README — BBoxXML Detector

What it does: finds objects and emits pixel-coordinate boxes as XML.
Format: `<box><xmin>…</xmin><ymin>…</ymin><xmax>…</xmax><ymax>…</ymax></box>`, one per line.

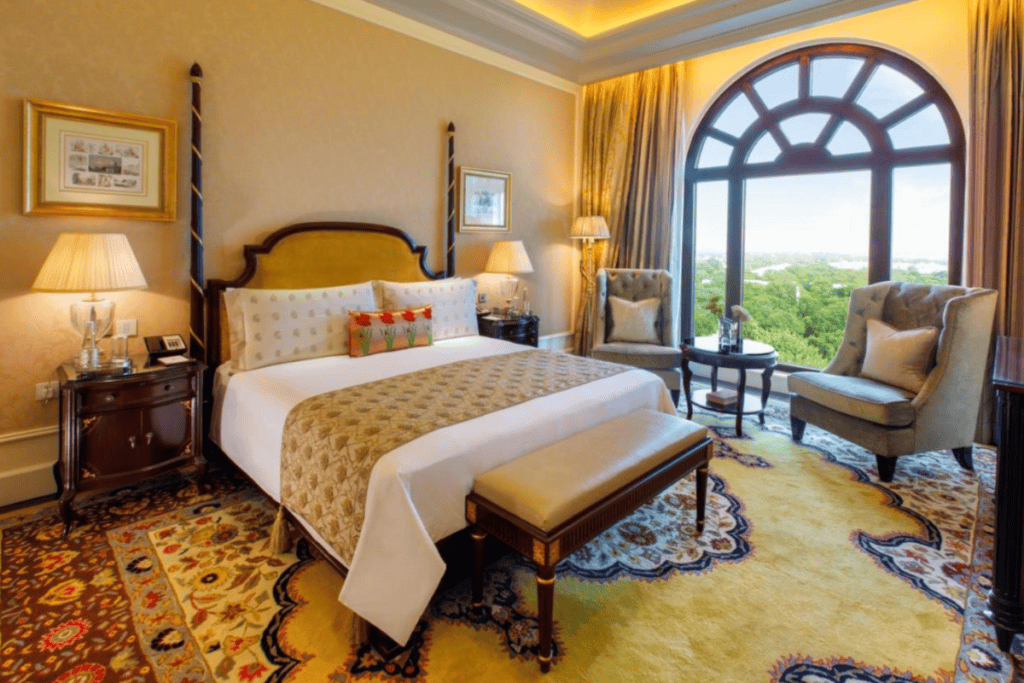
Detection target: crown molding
<box><xmin>308</xmin><ymin>0</ymin><xmax>581</xmax><ymax>93</ymax></box>
<box><xmin>313</xmin><ymin>0</ymin><xmax>915</xmax><ymax>85</ymax></box>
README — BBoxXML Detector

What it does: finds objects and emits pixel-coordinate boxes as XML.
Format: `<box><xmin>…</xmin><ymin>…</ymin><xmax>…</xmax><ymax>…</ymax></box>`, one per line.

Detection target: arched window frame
<box><xmin>681</xmin><ymin>43</ymin><xmax>966</xmax><ymax>345</ymax></box>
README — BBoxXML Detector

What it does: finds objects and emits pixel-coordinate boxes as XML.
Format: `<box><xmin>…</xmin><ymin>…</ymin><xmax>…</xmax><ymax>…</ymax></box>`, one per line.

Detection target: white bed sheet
<box><xmin>214</xmin><ymin>336</ymin><xmax>674</xmax><ymax>644</ymax></box>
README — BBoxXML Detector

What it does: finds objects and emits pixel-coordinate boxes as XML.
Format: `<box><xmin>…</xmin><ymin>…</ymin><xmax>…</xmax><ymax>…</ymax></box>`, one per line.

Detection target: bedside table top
<box><xmin>58</xmin><ymin>356</ymin><xmax>204</xmax><ymax>385</ymax></box>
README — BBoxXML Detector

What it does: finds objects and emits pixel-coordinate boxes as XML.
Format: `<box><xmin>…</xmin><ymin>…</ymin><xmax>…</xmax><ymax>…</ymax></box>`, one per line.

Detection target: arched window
<box><xmin>682</xmin><ymin>43</ymin><xmax>965</xmax><ymax>368</ymax></box>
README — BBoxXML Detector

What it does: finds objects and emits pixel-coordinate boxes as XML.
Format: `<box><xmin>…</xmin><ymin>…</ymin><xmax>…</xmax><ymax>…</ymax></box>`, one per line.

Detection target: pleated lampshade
<box><xmin>569</xmin><ymin>216</ymin><xmax>610</xmax><ymax>240</ymax></box>
<box><xmin>484</xmin><ymin>240</ymin><xmax>534</xmax><ymax>274</ymax></box>
<box><xmin>32</xmin><ymin>233</ymin><xmax>147</xmax><ymax>293</ymax></box>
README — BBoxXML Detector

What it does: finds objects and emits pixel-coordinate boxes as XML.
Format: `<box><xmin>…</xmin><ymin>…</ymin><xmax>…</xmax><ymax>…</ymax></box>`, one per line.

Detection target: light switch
<box><xmin>116</xmin><ymin>319</ymin><xmax>138</xmax><ymax>337</ymax></box>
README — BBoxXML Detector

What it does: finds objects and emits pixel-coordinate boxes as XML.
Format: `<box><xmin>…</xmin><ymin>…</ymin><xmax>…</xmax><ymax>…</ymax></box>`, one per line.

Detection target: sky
<box><xmin>694</xmin><ymin>164</ymin><xmax>952</xmax><ymax>263</ymax></box>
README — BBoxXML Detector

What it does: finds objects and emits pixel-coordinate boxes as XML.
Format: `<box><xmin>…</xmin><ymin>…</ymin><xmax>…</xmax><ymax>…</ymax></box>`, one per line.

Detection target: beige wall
<box><xmin>0</xmin><ymin>0</ymin><xmax>577</xmax><ymax>440</ymax></box>
<box><xmin>683</xmin><ymin>0</ymin><xmax>970</xmax><ymax>139</ymax></box>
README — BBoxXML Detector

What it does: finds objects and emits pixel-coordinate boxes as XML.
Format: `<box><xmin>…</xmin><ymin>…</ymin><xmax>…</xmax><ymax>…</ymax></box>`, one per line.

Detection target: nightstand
<box><xmin>55</xmin><ymin>357</ymin><xmax>206</xmax><ymax>536</ymax></box>
<box><xmin>478</xmin><ymin>314</ymin><xmax>539</xmax><ymax>347</ymax></box>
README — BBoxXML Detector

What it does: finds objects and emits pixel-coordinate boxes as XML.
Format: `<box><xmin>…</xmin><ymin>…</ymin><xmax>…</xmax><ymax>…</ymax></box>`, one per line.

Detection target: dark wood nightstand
<box><xmin>56</xmin><ymin>357</ymin><xmax>206</xmax><ymax>536</ymax></box>
<box><xmin>478</xmin><ymin>314</ymin><xmax>539</xmax><ymax>347</ymax></box>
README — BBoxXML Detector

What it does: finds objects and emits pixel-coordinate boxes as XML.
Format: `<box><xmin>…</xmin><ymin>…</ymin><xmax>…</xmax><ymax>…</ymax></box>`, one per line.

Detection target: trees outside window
<box><xmin>682</xmin><ymin>43</ymin><xmax>965</xmax><ymax>368</ymax></box>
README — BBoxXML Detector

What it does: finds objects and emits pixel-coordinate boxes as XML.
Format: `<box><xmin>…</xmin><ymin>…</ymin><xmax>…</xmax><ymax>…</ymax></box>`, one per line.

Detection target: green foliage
<box><xmin>693</xmin><ymin>253</ymin><xmax>947</xmax><ymax>368</ymax></box>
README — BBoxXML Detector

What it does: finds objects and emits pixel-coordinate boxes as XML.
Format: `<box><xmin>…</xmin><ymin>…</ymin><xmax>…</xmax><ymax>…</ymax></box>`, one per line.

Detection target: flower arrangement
<box><xmin>731</xmin><ymin>305</ymin><xmax>752</xmax><ymax>322</ymax></box>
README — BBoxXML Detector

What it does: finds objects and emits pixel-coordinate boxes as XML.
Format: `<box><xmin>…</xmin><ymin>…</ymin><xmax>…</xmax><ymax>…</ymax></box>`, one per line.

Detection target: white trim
<box><xmin>0</xmin><ymin>427</ymin><xmax>58</xmax><ymax>508</ymax></box>
<box><xmin>0</xmin><ymin>424</ymin><xmax>58</xmax><ymax>446</ymax></box>
<box><xmin>538</xmin><ymin>330</ymin><xmax>574</xmax><ymax>351</ymax></box>
<box><xmin>308</xmin><ymin>0</ymin><xmax>580</xmax><ymax>94</ymax></box>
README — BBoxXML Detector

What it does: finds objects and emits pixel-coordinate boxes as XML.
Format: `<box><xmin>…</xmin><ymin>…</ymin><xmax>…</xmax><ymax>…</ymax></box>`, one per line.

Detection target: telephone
<box><xmin>144</xmin><ymin>334</ymin><xmax>187</xmax><ymax>361</ymax></box>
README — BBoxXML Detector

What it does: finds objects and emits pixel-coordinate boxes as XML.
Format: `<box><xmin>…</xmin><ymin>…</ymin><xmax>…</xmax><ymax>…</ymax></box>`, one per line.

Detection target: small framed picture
<box><xmin>23</xmin><ymin>99</ymin><xmax>177</xmax><ymax>220</ymax></box>
<box><xmin>161</xmin><ymin>335</ymin><xmax>186</xmax><ymax>351</ymax></box>
<box><xmin>459</xmin><ymin>167</ymin><xmax>511</xmax><ymax>232</ymax></box>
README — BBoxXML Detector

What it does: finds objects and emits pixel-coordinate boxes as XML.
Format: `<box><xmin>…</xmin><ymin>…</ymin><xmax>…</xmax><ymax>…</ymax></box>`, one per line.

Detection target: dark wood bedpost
<box><xmin>189</xmin><ymin>62</ymin><xmax>206</xmax><ymax>363</ymax></box>
<box><xmin>446</xmin><ymin>122</ymin><xmax>456</xmax><ymax>277</ymax></box>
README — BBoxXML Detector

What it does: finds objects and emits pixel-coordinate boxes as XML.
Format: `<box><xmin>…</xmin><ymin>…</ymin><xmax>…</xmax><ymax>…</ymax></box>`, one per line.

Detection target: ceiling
<box><xmin>320</xmin><ymin>0</ymin><xmax>909</xmax><ymax>84</ymax></box>
<box><xmin>508</xmin><ymin>0</ymin><xmax>698</xmax><ymax>37</ymax></box>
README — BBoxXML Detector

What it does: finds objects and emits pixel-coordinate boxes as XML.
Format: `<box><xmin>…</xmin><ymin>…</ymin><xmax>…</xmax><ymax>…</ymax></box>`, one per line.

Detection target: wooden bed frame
<box><xmin>202</xmin><ymin>223</ymin><xmax>499</xmax><ymax>656</ymax></box>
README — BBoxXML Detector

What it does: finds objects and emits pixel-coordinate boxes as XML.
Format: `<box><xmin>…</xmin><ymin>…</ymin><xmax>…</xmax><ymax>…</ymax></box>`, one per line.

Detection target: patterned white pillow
<box><xmin>380</xmin><ymin>278</ymin><xmax>479</xmax><ymax>340</ymax></box>
<box><xmin>233</xmin><ymin>283</ymin><xmax>376</xmax><ymax>370</ymax></box>
<box><xmin>608</xmin><ymin>295</ymin><xmax>662</xmax><ymax>344</ymax></box>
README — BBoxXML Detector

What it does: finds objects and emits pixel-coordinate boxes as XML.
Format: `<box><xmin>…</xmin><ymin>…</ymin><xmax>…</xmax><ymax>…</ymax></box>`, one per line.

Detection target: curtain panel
<box><xmin>967</xmin><ymin>0</ymin><xmax>1023</xmax><ymax>442</ymax></box>
<box><xmin>575</xmin><ymin>62</ymin><xmax>685</xmax><ymax>355</ymax></box>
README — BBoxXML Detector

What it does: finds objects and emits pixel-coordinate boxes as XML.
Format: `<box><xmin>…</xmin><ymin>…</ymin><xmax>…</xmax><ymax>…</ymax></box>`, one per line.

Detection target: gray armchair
<box><xmin>591</xmin><ymin>268</ymin><xmax>681</xmax><ymax>405</ymax></box>
<box><xmin>789</xmin><ymin>281</ymin><xmax>997</xmax><ymax>482</ymax></box>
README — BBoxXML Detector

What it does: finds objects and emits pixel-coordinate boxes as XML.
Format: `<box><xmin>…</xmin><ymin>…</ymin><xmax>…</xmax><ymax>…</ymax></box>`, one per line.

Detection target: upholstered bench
<box><xmin>465</xmin><ymin>409</ymin><xmax>713</xmax><ymax>673</ymax></box>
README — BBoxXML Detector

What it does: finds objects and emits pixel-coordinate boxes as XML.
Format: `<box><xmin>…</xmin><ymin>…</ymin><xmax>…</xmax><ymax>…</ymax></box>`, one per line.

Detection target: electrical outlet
<box><xmin>35</xmin><ymin>381</ymin><xmax>58</xmax><ymax>402</ymax></box>
<box><xmin>116</xmin><ymin>319</ymin><xmax>138</xmax><ymax>337</ymax></box>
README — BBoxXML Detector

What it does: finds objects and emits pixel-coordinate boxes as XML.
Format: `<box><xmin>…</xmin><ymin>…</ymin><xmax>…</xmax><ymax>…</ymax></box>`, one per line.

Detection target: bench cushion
<box><xmin>473</xmin><ymin>410</ymin><xmax>708</xmax><ymax>531</ymax></box>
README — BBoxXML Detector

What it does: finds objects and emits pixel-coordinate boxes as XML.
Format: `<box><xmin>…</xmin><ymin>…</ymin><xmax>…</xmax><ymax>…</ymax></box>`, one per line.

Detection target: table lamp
<box><xmin>484</xmin><ymin>240</ymin><xmax>533</xmax><ymax>316</ymax></box>
<box><xmin>33</xmin><ymin>233</ymin><xmax>147</xmax><ymax>374</ymax></box>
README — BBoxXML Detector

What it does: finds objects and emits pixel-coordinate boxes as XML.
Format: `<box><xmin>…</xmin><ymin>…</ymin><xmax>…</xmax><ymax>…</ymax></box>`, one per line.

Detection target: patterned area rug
<box><xmin>0</xmin><ymin>399</ymin><xmax>1017</xmax><ymax>682</ymax></box>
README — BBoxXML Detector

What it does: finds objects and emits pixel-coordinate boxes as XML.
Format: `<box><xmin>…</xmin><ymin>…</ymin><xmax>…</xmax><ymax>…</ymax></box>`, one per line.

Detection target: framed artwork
<box><xmin>23</xmin><ymin>99</ymin><xmax>177</xmax><ymax>221</ymax></box>
<box><xmin>459</xmin><ymin>167</ymin><xmax>510</xmax><ymax>232</ymax></box>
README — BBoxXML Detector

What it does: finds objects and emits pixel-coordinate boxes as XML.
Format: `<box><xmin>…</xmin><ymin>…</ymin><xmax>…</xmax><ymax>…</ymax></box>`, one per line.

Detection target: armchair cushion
<box><xmin>789</xmin><ymin>371</ymin><xmax>916</xmax><ymax>427</ymax></box>
<box><xmin>608</xmin><ymin>296</ymin><xmax>661</xmax><ymax>344</ymax></box>
<box><xmin>859</xmin><ymin>319</ymin><xmax>938</xmax><ymax>393</ymax></box>
<box><xmin>592</xmin><ymin>342</ymin><xmax>681</xmax><ymax>370</ymax></box>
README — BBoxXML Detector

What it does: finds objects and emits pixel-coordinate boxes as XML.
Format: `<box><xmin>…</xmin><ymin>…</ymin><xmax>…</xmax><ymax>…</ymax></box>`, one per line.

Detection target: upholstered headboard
<box><xmin>205</xmin><ymin>222</ymin><xmax>443</xmax><ymax>371</ymax></box>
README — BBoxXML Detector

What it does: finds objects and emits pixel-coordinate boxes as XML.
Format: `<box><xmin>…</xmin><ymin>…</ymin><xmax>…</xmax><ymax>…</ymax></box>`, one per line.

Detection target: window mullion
<box><xmin>879</xmin><ymin>92</ymin><xmax>930</xmax><ymax>128</ymax></box>
<box><xmin>844</xmin><ymin>56</ymin><xmax>878</xmax><ymax>103</ymax></box>
<box><xmin>741</xmin><ymin>82</ymin><xmax>790</xmax><ymax>153</ymax></box>
<box><xmin>726</xmin><ymin>178</ymin><xmax>745</xmax><ymax>311</ymax></box>
<box><xmin>868</xmin><ymin>165</ymin><xmax>893</xmax><ymax>283</ymax></box>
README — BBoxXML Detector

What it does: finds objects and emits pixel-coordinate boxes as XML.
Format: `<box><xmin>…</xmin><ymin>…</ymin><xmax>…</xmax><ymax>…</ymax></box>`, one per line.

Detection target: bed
<box><xmin>203</xmin><ymin>222</ymin><xmax>676</xmax><ymax>646</ymax></box>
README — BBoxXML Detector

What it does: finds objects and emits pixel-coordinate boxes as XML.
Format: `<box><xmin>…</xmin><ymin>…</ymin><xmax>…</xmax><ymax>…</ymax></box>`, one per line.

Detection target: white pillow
<box><xmin>608</xmin><ymin>296</ymin><xmax>662</xmax><ymax>344</ymax></box>
<box><xmin>860</xmin><ymin>318</ymin><xmax>938</xmax><ymax>393</ymax></box>
<box><xmin>232</xmin><ymin>283</ymin><xmax>376</xmax><ymax>370</ymax></box>
<box><xmin>380</xmin><ymin>278</ymin><xmax>479</xmax><ymax>340</ymax></box>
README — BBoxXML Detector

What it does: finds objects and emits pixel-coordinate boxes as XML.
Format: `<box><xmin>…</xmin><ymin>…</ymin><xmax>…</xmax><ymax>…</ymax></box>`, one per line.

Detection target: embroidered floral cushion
<box><xmin>349</xmin><ymin>306</ymin><xmax>433</xmax><ymax>357</ymax></box>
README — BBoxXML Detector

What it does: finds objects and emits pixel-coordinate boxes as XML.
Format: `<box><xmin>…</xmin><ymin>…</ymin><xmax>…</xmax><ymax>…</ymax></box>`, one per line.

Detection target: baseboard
<box><xmin>0</xmin><ymin>426</ymin><xmax>58</xmax><ymax>509</ymax></box>
<box><xmin>538</xmin><ymin>331</ymin><xmax>573</xmax><ymax>352</ymax></box>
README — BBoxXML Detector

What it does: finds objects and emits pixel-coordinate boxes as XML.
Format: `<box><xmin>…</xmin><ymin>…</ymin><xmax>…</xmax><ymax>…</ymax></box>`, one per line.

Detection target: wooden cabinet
<box><xmin>989</xmin><ymin>336</ymin><xmax>1024</xmax><ymax>650</ymax></box>
<box><xmin>56</xmin><ymin>358</ymin><xmax>205</xmax><ymax>535</ymax></box>
<box><xmin>478</xmin><ymin>314</ymin><xmax>539</xmax><ymax>347</ymax></box>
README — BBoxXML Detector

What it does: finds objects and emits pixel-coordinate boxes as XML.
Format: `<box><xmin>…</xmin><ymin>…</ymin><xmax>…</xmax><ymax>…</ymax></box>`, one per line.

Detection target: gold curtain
<box><xmin>574</xmin><ymin>62</ymin><xmax>685</xmax><ymax>355</ymax></box>
<box><xmin>966</xmin><ymin>0</ymin><xmax>1024</xmax><ymax>442</ymax></box>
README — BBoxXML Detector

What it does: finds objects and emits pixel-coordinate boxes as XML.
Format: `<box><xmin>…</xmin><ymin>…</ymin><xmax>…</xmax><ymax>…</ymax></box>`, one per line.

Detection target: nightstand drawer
<box><xmin>81</xmin><ymin>375</ymin><xmax>192</xmax><ymax>410</ymax></box>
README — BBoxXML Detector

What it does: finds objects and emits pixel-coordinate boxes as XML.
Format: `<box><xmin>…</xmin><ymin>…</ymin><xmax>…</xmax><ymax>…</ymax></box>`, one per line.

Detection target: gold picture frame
<box><xmin>23</xmin><ymin>99</ymin><xmax>177</xmax><ymax>221</ymax></box>
<box><xmin>459</xmin><ymin>167</ymin><xmax>511</xmax><ymax>233</ymax></box>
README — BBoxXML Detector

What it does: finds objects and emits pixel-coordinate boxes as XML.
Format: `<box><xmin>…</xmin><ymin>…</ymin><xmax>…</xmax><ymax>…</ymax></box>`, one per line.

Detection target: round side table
<box><xmin>681</xmin><ymin>336</ymin><xmax>778</xmax><ymax>436</ymax></box>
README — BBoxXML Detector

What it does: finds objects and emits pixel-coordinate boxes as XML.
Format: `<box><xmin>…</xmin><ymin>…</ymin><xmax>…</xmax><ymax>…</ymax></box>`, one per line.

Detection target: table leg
<box><xmin>735</xmin><ymin>369</ymin><xmax>746</xmax><ymax>437</ymax></box>
<box><xmin>682</xmin><ymin>359</ymin><xmax>694</xmax><ymax>420</ymax></box>
<box><xmin>760</xmin><ymin>366</ymin><xmax>774</xmax><ymax>425</ymax></box>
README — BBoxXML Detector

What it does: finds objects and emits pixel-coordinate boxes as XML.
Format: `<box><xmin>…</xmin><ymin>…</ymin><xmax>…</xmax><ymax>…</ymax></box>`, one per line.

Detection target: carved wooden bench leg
<box><xmin>696</xmin><ymin>461</ymin><xmax>709</xmax><ymax>534</ymax></box>
<box><xmin>471</xmin><ymin>527</ymin><xmax>487</xmax><ymax>613</ymax></box>
<box><xmin>536</xmin><ymin>564</ymin><xmax>556</xmax><ymax>674</ymax></box>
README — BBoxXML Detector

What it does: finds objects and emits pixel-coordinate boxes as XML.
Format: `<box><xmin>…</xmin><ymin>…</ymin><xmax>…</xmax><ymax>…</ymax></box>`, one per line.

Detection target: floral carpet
<box><xmin>0</xmin><ymin>399</ymin><xmax>1018</xmax><ymax>682</ymax></box>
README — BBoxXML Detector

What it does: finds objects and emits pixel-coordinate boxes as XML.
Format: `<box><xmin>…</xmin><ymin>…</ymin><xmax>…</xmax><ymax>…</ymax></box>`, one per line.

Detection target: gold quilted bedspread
<box><xmin>280</xmin><ymin>349</ymin><xmax>630</xmax><ymax>564</ymax></box>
